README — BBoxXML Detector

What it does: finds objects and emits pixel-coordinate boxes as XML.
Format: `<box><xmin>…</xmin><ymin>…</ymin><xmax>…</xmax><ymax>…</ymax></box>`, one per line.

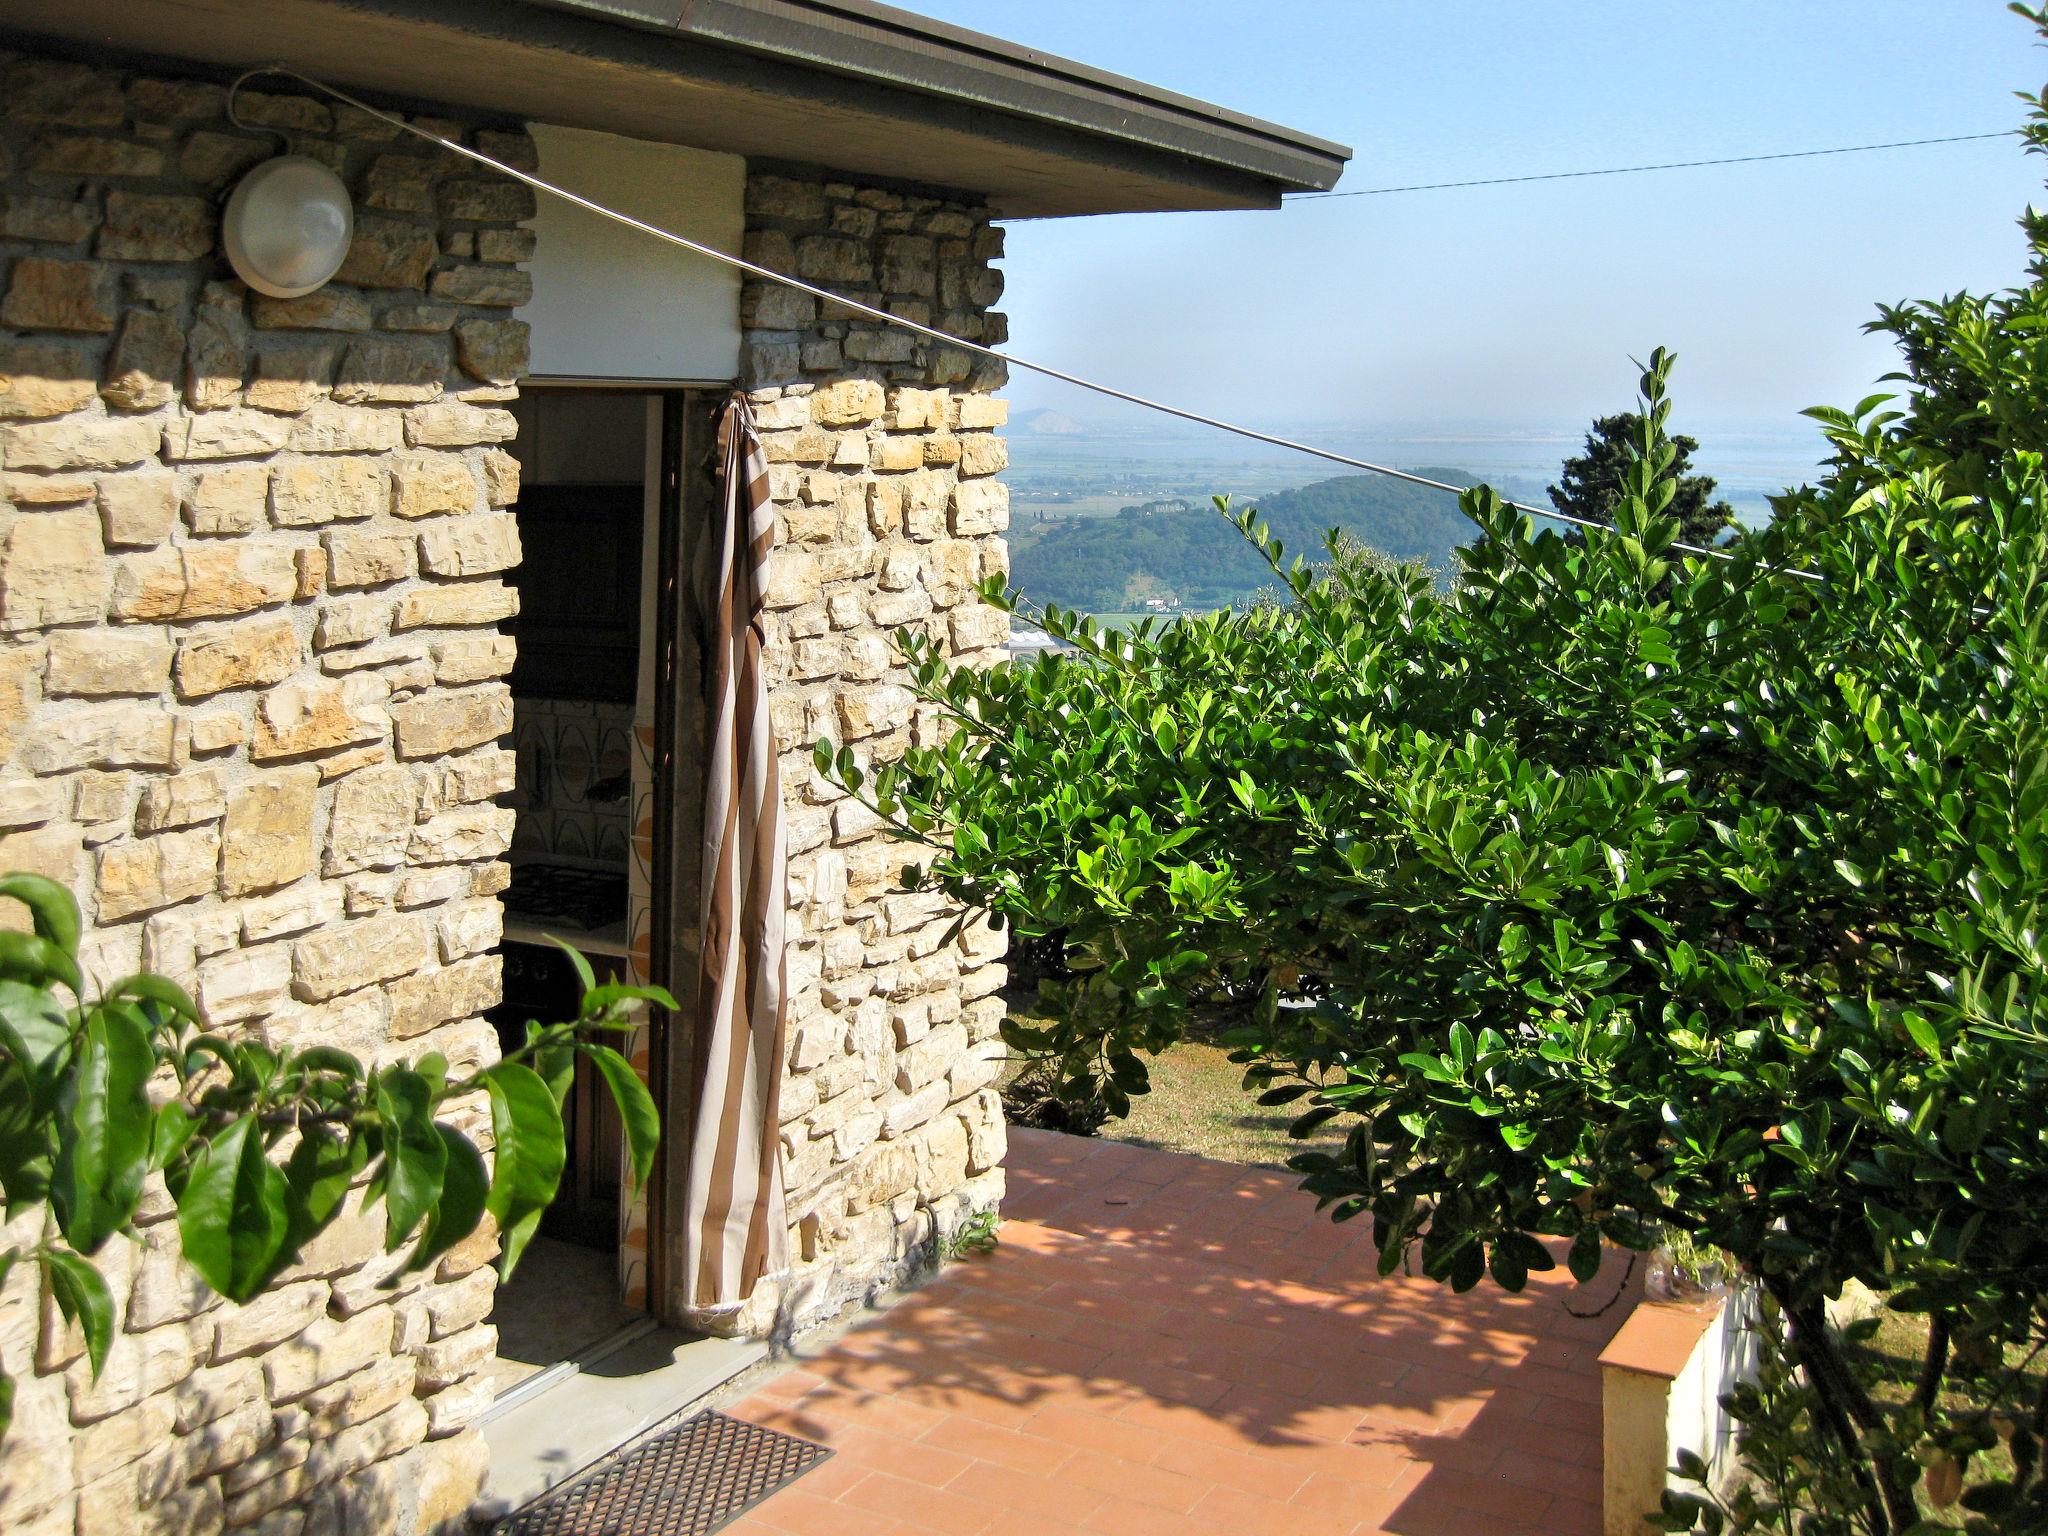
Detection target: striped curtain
<box><xmin>682</xmin><ymin>395</ymin><xmax>790</xmax><ymax>1313</ymax></box>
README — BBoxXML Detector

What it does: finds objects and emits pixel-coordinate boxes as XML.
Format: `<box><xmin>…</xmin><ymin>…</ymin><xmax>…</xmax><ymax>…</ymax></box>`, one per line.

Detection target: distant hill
<box><xmin>1011</xmin><ymin>407</ymin><xmax>1088</xmax><ymax>436</ymax></box>
<box><xmin>1009</xmin><ymin>472</ymin><xmax>1480</xmax><ymax>614</ymax></box>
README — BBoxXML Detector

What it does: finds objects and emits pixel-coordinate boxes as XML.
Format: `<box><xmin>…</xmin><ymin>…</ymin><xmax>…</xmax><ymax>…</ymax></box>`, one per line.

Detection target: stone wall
<box><xmin>736</xmin><ymin>170</ymin><xmax>1012</xmax><ymax>1332</ymax></box>
<box><xmin>0</xmin><ymin>53</ymin><xmax>533</xmax><ymax>1536</ymax></box>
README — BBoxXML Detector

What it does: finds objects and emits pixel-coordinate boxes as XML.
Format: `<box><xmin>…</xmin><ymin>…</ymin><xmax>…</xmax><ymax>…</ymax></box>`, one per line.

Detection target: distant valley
<box><xmin>998</xmin><ymin>408</ymin><xmax>1826</xmax><ymax>620</ymax></box>
<box><xmin>1008</xmin><ymin>472</ymin><xmax>1479</xmax><ymax>615</ymax></box>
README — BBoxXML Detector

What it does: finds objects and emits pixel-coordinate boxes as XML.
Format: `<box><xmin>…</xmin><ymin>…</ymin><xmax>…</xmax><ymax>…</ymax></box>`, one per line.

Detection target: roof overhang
<box><xmin>1</xmin><ymin>0</ymin><xmax>1350</xmax><ymax>218</ymax></box>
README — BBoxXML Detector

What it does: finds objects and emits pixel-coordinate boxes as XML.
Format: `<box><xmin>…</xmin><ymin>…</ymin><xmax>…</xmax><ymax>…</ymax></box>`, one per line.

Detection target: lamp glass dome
<box><xmin>221</xmin><ymin>155</ymin><xmax>354</xmax><ymax>299</ymax></box>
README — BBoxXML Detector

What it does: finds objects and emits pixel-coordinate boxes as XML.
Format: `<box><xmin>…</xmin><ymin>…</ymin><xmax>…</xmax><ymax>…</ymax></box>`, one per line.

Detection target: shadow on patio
<box><xmin>725</xmin><ymin>1127</ymin><xmax>1635</xmax><ymax>1536</ymax></box>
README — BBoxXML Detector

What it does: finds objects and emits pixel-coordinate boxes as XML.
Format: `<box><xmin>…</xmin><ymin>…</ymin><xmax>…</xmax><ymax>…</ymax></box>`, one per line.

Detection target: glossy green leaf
<box><xmin>482</xmin><ymin>1062</ymin><xmax>566</xmax><ymax>1278</ymax></box>
<box><xmin>409</xmin><ymin>1126</ymin><xmax>489</xmax><ymax>1273</ymax></box>
<box><xmin>49</xmin><ymin>1006</ymin><xmax>153</xmax><ymax>1253</ymax></box>
<box><xmin>583</xmin><ymin>1044</ymin><xmax>660</xmax><ymax>1192</ymax></box>
<box><xmin>40</xmin><ymin>1245</ymin><xmax>114</xmax><ymax>1376</ymax></box>
<box><xmin>374</xmin><ymin>1069</ymin><xmax>446</xmax><ymax>1253</ymax></box>
<box><xmin>175</xmin><ymin>1114</ymin><xmax>289</xmax><ymax>1302</ymax></box>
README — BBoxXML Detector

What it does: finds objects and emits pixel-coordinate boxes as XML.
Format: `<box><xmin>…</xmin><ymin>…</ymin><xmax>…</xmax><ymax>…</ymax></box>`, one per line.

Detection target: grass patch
<box><xmin>1000</xmin><ymin>990</ymin><xmax>1345</xmax><ymax>1170</ymax></box>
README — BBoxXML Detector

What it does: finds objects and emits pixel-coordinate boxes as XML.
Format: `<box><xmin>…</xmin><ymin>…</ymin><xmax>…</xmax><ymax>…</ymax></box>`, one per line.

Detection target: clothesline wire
<box><xmin>234</xmin><ymin>65</ymin><xmax>1826</xmax><ymax>577</ymax></box>
<box><xmin>1286</xmin><ymin>130</ymin><xmax>2017</xmax><ymax>199</ymax></box>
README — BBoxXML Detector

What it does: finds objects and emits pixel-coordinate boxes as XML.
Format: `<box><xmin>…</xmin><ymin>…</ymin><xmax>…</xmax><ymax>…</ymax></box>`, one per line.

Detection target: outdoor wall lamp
<box><xmin>221</xmin><ymin>155</ymin><xmax>354</xmax><ymax>298</ymax></box>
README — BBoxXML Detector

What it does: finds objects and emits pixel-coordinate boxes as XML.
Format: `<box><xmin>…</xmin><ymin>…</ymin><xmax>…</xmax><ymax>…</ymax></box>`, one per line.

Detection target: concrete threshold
<box><xmin>474</xmin><ymin>1325</ymin><xmax>769</xmax><ymax>1520</ymax></box>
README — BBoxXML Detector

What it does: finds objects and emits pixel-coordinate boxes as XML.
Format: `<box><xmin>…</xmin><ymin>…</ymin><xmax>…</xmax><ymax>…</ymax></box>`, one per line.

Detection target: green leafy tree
<box><xmin>816</xmin><ymin>21</ymin><xmax>2048</xmax><ymax>1528</ymax></box>
<box><xmin>1549</xmin><ymin>410</ymin><xmax>1736</xmax><ymax>547</ymax></box>
<box><xmin>0</xmin><ymin>874</ymin><xmax>668</xmax><ymax>1442</ymax></box>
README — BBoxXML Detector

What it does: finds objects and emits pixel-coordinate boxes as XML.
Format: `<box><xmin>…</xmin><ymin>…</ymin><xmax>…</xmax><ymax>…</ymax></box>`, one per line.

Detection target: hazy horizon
<box><xmin>906</xmin><ymin>3</ymin><xmax>2042</xmax><ymax>448</ymax></box>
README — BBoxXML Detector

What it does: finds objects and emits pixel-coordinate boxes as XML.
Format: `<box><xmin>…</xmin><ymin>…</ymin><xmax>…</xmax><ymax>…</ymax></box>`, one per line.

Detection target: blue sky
<box><xmin>908</xmin><ymin>2</ymin><xmax>2045</xmax><ymax>442</ymax></box>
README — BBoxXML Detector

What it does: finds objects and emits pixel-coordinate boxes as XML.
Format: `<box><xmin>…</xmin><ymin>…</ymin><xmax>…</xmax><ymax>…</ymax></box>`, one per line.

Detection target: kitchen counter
<box><xmin>502</xmin><ymin>915</ymin><xmax>631</xmax><ymax>959</ymax></box>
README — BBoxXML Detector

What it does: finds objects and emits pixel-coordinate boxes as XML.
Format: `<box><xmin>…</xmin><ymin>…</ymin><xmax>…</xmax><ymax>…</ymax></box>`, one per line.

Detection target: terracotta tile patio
<box><xmin>725</xmin><ymin>1128</ymin><xmax>1637</xmax><ymax>1535</ymax></box>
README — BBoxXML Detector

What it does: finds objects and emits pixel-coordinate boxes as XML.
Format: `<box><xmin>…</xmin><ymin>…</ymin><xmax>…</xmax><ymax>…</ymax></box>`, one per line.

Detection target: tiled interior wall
<box><xmin>505</xmin><ymin>695</ymin><xmax>633</xmax><ymax>863</ymax></box>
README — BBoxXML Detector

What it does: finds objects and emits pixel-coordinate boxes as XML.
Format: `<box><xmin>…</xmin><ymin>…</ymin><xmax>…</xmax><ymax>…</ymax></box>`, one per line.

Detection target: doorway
<box><xmin>478</xmin><ymin>384</ymin><xmax>731</xmax><ymax>1401</ymax></box>
<box><xmin>483</xmin><ymin>386</ymin><xmax>655</xmax><ymax>1399</ymax></box>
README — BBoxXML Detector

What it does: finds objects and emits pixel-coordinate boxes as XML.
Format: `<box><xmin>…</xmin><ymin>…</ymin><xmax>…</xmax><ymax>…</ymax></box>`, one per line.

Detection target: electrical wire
<box><xmin>229</xmin><ymin>65</ymin><xmax>1824</xmax><ymax>577</ymax></box>
<box><xmin>1286</xmin><ymin>130</ymin><xmax>2017</xmax><ymax>200</ymax></box>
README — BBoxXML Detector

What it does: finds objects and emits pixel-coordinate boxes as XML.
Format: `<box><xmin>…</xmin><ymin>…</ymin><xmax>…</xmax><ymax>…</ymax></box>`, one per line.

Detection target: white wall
<box><xmin>1667</xmin><ymin>1284</ymin><xmax>1763</xmax><ymax>1496</ymax></box>
<box><xmin>526</xmin><ymin>124</ymin><xmax>744</xmax><ymax>383</ymax></box>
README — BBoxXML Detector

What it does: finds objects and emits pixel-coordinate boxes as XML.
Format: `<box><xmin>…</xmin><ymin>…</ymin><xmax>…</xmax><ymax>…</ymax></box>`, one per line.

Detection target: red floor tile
<box><xmin>738</xmin><ymin>1128</ymin><xmax>1628</xmax><ymax>1536</ymax></box>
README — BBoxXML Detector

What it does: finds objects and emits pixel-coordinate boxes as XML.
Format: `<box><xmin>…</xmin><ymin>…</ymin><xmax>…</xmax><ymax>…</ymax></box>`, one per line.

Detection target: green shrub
<box><xmin>824</xmin><ymin>18</ymin><xmax>2048</xmax><ymax>1528</ymax></box>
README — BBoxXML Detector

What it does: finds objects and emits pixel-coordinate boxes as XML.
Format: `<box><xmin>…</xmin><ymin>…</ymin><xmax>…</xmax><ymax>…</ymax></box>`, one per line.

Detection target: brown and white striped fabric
<box><xmin>683</xmin><ymin>395</ymin><xmax>790</xmax><ymax>1313</ymax></box>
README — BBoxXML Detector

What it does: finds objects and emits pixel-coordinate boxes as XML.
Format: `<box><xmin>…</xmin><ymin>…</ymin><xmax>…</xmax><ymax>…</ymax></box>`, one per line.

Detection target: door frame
<box><xmin>508</xmin><ymin>377</ymin><xmax>729</xmax><ymax>1323</ymax></box>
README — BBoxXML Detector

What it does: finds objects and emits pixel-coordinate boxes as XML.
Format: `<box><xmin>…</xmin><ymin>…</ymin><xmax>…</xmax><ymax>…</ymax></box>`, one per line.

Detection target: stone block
<box><xmin>47</xmin><ymin>630</ymin><xmax>171</xmax><ymax>696</ymax></box>
<box><xmin>4</xmin><ymin>413</ymin><xmax>160</xmax><ymax>471</ymax></box>
<box><xmin>812</xmin><ymin>379</ymin><xmax>886</xmax><ymax>426</ymax></box>
<box><xmin>949</xmin><ymin>603</ymin><xmax>1008</xmax><ymax>654</ymax></box>
<box><xmin>438</xmin><ymin>178</ymin><xmax>537</xmax><ymax>220</ymax></box>
<box><xmin>324</xmin><ymin>529</ymin><xmax>416</xmax><ymax>589</ymax></box>
<box><xmin>252</xmin><ymin>288</ymin><xmax>373</xmax><ymax>332</ymax></box>
<box><xmin>959</xmin><ymin>434</ymin><xmax>1008</xmax><ymax>477</ymax></box>
<box><xmin>178</xmin><ymin>128</ymin><xmax>269</xmax><ymax>186</ymax></box>
<box><xmin>76</xmin><ymin>1393</ymin><xmax>177</xmax><ymax>1485</ymax></box>
<box><xmin>391</xmin><ymin>684</ymin><xmax>512</xmax><ymax>759</ymax></box>
<box><xmin>292</xmin><ymin>913</ymin><xmax>430</xmax><ymax>1001</ymax></box>
<box><xmin>955</xmin><ymin>394</ymin><xmax>1007</xmax><ymax>429</ymax></box>
<box><xmin>198</xmin><ymin>941</ymin><xmax>292</xmax><ymax>1024</ymax></box>
<box><xmin>0</xmin><ymin>775</ymin><xmax>61</xmax><ymax>830</ymax></box>
<box><xmin>74</xmin><ymin>769</ymin><xmax>134</xmax><ymax>828</ymax></box>
<box><xmin>325</xmin><ymin>764</ymin><xmax>416</xmax><ymax>873</ymax></box>
<box><xmin>97</xmin><ymin>190</ymin><xmax>213</xmax><ymax>262</ymax></box>
<box><xmin>101</xmin><ymin>310</ymin><xmax>185</xmax><ymax>410</ymax></box>
<box><xmin>0</xmin><ymin>189</ymin><xmax>97</xmax><ymax>245</ymax></box>
<box><xmin>271</xmin><ymin>459</ymin><xmax>385</xmax><ymax>527</ymax></box>
<box><xmin>111</xmin><ymin>548</ymin><xmax>296</xmax><ymax>622</ymax></box>
<box><xmin>160</xmin><ymin>410</ymin><xmax>292</xmax><ymax>460</ymax></box>
<box><xmin>408</xmin><ymin>806</ymin><xmax>514</xmax><ymax>869</ymax></box>
<box><xmin>392</xmin><ymin>580</ymin><xmax>518</xmax><ymax>630</ymax></box>
<box><xmin>403</xmin><ymin>401</ymin><xmax>516</xmax><ymax>448</ymax></box>
<box><xmin>222</xmin><ymin>768</ymin><xmax>320</xmax><ymax>894</ymax></box>
<box><xmin>263</xmin><ymin>1309</ymin><xmax>395</xmax><ymax>1403</ymax></box>
<box><xmin>430</xmin><ymin>634</ymin><xmax>515</xmax><ymax>684</ymax></box>
<box><xmin>333</xmin><ymin>215</ymin><xmax>439</xmax><ymax>290</ymax></box>
<box><xmin>175</xmin><ymin>616</ymin><xmax>300</xmax><ymax>697</ymax></box>
<box><xmin>188</xmin><ymin>712</ymin><xmax>246</xmax><ymax>754</ymax></box>
<box><xmin>0</xmin><ymin>337</ymin><xmax>100</xmax><ymax>420</ymax></box>
<box><xmin>20</xmin><ymin>703</ymin><xmax>175</xmax><ymax>773</ymax></box>
<box><xmin>241</xmin><ymin>883</ymin><xmax>345</xmax><ymax>942</ymax></box>
<box><xmin>414</xmin><ymin>1323</ymin><xmax>496</xmax><ymax>1393</ymax></box>
<box><xmin>316</xmin><ymin>596</ymin><xmax>393</xmax><ymax>650</ymax></box>
<box><xmin>287</xmin><ymin>400</ymin><xmax>405</xmax><ymax>454</ymax></box>
<box><xmin>1</xmin><ymin>257</ymin><xmax>115</xmax><ymax>332</ymax></box>
<box><xmin>949</xmin><ymin>478</ymin><xmax>1007</xmax><ymax>536</ymax></box>
<box><xmin>417</xmin><ymin>513</ymin><xmax>520</xmax><ymax>577</ymax></box>
<box><xmin>247</xmin><ymin>339</ymin><xmax>341</xmax><ymax>413</ymax></box>
<box><xmin>388</xmin><ymin>953</ymin><xmax>501</xmax><ymax>1038</ymax></box>
<box><xmin>391</xmin><ymin>454</ymin><xmax>478</xmax><ymax>519</ymax></box>
<box><xmin>334</xmin><ymin>334</ymin><xmax>448</xmax><ymax>404</ymax></box>
<box><xmin>94</xmin><ymin>826</ymin><xmax>220</xmax><ymax>922</ymax></box>
<box><xmin>251</xmin><ymin>674</ymin><xmax>389</xmax><ymax>760</ymax></box>
<box><xmin>436</xmin><ymin>897</ymin><xmax>502</xmax><ymax>961</ymax></box>
<box><xmin>836</xmin><ymin>684</ymin><xmax>912</xmax><ymax>740</ymax></box>
<box><xmin>125</xmin><ymin>1222</ymin><xmax>219</xmax><ymax>1334</ymax></box>
<box><xmin>212</xmin><ymin>1280</ymin><xmax>328</xmax><ymax>1362</ymax></box>
<box><xmin>428</xmin><ymin>266</ymin><xmax>531</xmax><ymax>307</ymax></box>
<box><xmin>452</xmin><ymin>318</ymin><xmax>529</xmax><ymax>386</ymax></box>
<box><xmin>136</xmin><ymin>767</ymin><xmax>227</xmax><ymax>831</ymax></box>
<box><xmin>173</xmin><ymin>1358</ymin><xmax>265</xmax><ymax>1433</ymax></box>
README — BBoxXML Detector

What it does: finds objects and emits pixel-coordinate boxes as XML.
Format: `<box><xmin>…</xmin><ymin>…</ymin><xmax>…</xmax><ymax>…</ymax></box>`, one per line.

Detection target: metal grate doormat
<box><xmin>495</xmin><ymin>1410</ymin><xmax>832</xmax><ymax>1536</ymax></box>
